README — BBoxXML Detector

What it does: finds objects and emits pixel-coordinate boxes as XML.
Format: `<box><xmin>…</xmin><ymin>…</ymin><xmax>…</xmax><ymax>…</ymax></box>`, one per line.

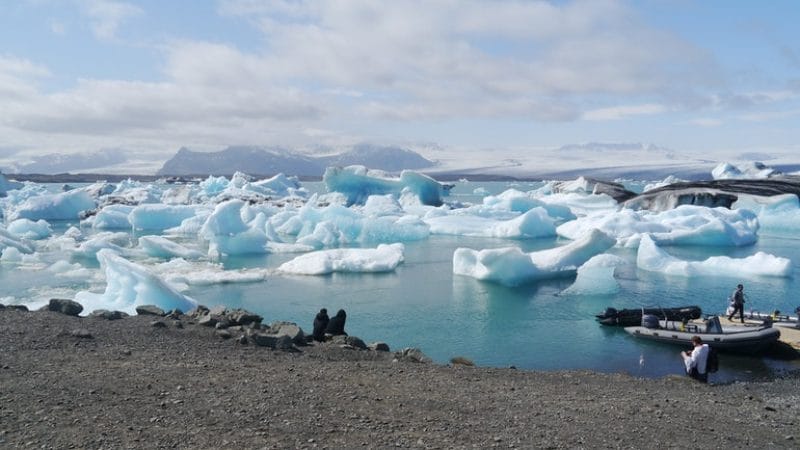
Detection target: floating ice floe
<box><xmin>323</xmin><ymin>165</ymin><xmax>445</xmax><ymax>206</ymax></box>
<box><xmin>734</xmin><ymin>193</ymin><xmax>800</xmax><ymax>238</ymax></box>
<box><xmin>278</xmin><ymin>243</ymin><xmax>405</xmax><ymax>275</ymax></box>
<box><xmin>8</xmin><ymin>189</ymin><xmax>96</xmax><ymax>221</ymax></box>
<box><xmin>75</xmin><ymin>249</ymin><xmax>197</xmax><ymax>315</ymax></box>
<box><xmin>424</xmin><ymin>207</ymin><xmax>556</xmax><ymax>239</ymax></box>
<box><xmin>712</xmin><ymin>161</ymin><xmax>780</xmax><ymax>180</ymax></box>
<box><xmin>153</xmin><ymin>258</ymin><xmax>270</xmax><ymax>286</ymax></box>
<box><xmin>636</xmin><ymin>234</ymin><xmax>791</xmax><ymax>278</ymax></box>
<box><xmin>561</xmin><ymin>254</ymin><xmax>628</xmax><ymax>295</ymax></box>
<box><xmin>557</xmin><ymin>205</ymin><xmax>759</xmax><ymax>247</ymax></box>
<box><xmin>200</xmin><ymin>200</ymin><xmax>268</xmax><ymax>259</ymax></box>
<box><xmin>453</xmin><ymin>229</ymin><xmax>616</xmax><ymax>286</ymax></box>
<box><xmin>7</xmin><ymin>218</ymin><xmax>52</xmax><ymax>240</ymax></box>
<box><xmin>0</xmin><ymin>226</ymin><xmax>35</xmax><ymax>255</ymax></box>
<box><xmin>137</xmin><ymin>235</ymin><xmax>205</xmax><ymax>260</ymax></box>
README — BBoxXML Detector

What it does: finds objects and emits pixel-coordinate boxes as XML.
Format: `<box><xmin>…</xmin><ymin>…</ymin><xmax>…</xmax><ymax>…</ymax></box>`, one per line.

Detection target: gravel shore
<box><xmin>1</xmin><ymin>307</ymin><xmax>798</xmax><ymax>449</ymax></box>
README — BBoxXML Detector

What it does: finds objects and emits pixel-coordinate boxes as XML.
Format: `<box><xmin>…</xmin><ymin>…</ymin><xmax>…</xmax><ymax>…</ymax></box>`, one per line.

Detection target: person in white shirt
<box><xmin>681</xmin><ymin>336</ymin><xmax>709</xmax><ymax>383</ymax></box>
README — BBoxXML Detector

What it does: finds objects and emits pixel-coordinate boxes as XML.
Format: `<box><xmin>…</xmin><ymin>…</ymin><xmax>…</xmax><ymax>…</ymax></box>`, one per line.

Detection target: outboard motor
<box><xmin>601</xmin><ymin>307</ymin><xmax>618</xmax><ymax>319</ymax></box>
<box><xmin>641</xmin><ymin>314</ymin><xmax>660</xmax><ymax>329</ymax></box>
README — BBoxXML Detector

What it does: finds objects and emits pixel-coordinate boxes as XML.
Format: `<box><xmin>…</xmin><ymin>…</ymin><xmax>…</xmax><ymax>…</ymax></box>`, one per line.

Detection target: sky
<box><xmin>1</xmin><ymin>0</ymin><xmax>799</xmax><ymax>174</ymax></box>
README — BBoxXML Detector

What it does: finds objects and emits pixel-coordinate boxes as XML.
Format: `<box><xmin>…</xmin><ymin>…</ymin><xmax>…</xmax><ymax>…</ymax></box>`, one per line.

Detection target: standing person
<box><xmin>325</xmin><ymin>309</ymin><xmax>347</xmax><ymax>336</ymax></box>
<box><xmin>727</xmin><ymin>284</ymin><xmax>745</xmax><ymax>323</ymax></box>
<box><xmin>681</xmin><ymin>336</ymin><xmax>710</xmax><ymax>383</ymax></box>
<box><xmin>312</xmin><ymin>308</ymin><xmax>329</xmax><ymax>342</ymax></box>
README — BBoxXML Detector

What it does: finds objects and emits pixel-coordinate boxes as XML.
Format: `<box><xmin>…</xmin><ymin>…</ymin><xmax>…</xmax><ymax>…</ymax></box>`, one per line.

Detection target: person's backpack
<box><xmin>706</xmin><ymin>346</ymin><xmax>719</xmax><ymax>373</ymax></box>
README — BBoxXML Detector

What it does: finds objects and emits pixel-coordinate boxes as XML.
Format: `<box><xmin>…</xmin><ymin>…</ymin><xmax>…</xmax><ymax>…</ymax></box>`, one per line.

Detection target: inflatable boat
<box><xmin>624</xmin><ymin>316</ymin><xmax>780</xmax><ymax>354</ymax></box>
<box><xmin>596</xmin><ymin>305</ymin><xmax>702</xmax><ymax>327</ymax></box>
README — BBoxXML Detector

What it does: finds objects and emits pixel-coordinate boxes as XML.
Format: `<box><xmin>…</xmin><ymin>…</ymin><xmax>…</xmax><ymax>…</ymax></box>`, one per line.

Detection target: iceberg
<box><xmin>561</xmin><ymin>254</ymin><xmax>628</xmax><ymax>295</ymax></box>
<box><xmin>712</xmin><ymin>161</ymin><xmax>780</xmax><ymax>180</ymax></box>
<box><xmin>75</xmin><ymin>249</ymin><xmax>197</xmax><ymax>315</ymax></box>
<box><xmin>6</xmin><ymin>219</ymin><xmax>52</xmax><ymax>240</ymax></box>
<box><xmin>137</xmin><ymin>235</ymin><xmax>205</xmax><ymax>259</ymax></box>
<box><xmin>0</xmin><ymin>226</ymin><xmax>36</xmax><ymax>255</ymax></box>
<box><xmin>8</xmin><ymin>189</ymin><xmax>96</xmax><ymax>221</ymax></box>
<box><xmin>153</xmin><ymin>258</ymin><xmax>270</xmax><ymax>286</ymax></box>
<box><xmin>636</xmin><ymin>234</ymin><xmax>791</xmax><ymax>278</ymax></box>
<box><xmin>130</xmin><ymin>204</ymin><xmax>203</xmax><ymax>231</ymax></box>
<box><xmin>200</xmin><ymin>200</ymin><xmax>268</xmax><ymax>259</ymax></box>
<box><xmin>453</xmin><ymin>229</ymin><xmax>616</xmax><ymax>286</ymax></box>
<box><xmin>278</xmin><ymin>243</ymin><xmax>405</xmax><ymax>275</ymax></box>
<box><xmin>87</xmin><ymin>204</ymin><xmax>135</xmax><ymax>229</ymax></box>
<box><xmin>557</xmin><ymin>205</ymin><xmax>759</xmax><ymax>247</ymax></box>
<box><xmin>424</xmin><ymin>207</ymin><xmax>557</xmax><ymax>239</ymax></box>
<box><xmin>323</xmin><ymin>165</ymin><xmax>444</xmax><ymax>206</ymax></box>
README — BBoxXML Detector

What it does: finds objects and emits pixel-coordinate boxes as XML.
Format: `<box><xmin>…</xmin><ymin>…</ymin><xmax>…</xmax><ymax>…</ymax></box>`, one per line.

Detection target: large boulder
<box><xmin>268</xmin><ymin>322</ymin><xmax>306</xmax><ymax>345</ymax></box>
<box><xmin>135</xmin><ymin>305</ymin><xmax>166</xmax><ymax>316</ymax></box>
<box><xmin>47</xmin><ymin>298</ymin><xmax>83</xmax><ymax>316</ymax></box>
<box><xmin>330</xmin><ymin>335</ymin><xmax>367</xmax><ymax>350</ymax></box>
<box><xmin>89</xmin><ymin>309</ymin><xmax>128</xmax><ymax>320</ymax></box>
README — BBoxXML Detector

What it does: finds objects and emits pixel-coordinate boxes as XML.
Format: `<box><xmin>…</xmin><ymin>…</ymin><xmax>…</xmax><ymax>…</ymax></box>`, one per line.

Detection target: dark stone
<box><xmin>166</xmin><ymin>309</ymin><xmax>183</xmax><ymax>319</ymax></box>
<box><xmin>269</xmin><ymin>322</ymin><xmax>306</xmax><ymax>345</ymax></box>
<box><xmin>214</xmin><ymin>319</ymin><xmax>231</xmax><ymax>330</ymax></box>
<box><xmin>7</xmin><ymin>305</ymin><xmax>29</xmax><ymax>312</ymax></box>
<box><xmin>237</xmin><ymin>335</ymin><xmax>248</xmax><ymax>345</ymax></box>
<box><xmin>251</xmin><ymin>333</ymin><xmax>279</xmax><ymax>348</ymax></box>
<box><xmin>216</xmin><ymin>329</ymin><xmax>232</xmax><ymax>339</ymax></box>
<box><xmin>330</xmin><ymin>335</ymin><xmax>367</xmax><ymax>350</ymax></box>
<box><xmin>227</xmin><ymin>309</ymin><xmax>262</xmax><ymax>326</ymax></box>
<box><xmin>150</xmin><ymin>321</ymin><xmax>167</xmax><ymax>328</ymax></box>
<box><xmin>197</xmin><ymin>314</ymin><xmax>218</xmax><ymax>327</ymax></box>
<box><xmin>47</xmin><ymin>298</ymin><xmax>83</xmax><ymax>316</ymax></box>
<box><xmin>172</xmin><ymin>320</ymin><xmax>183</xmax><ymax>329</ymax></box>
<box><xmin>0</xmin><ymin>303</ymin><xmax>5</xmax><ymax>309</ymax></box>
<box><xmin>136</xmin><ymin>305</ymin><xmax>166</xmax><ymax>316</ymax></box>
<box><xmin>89</xmin><ymin>309</ymin><xmax>128</xmax><ymax>320</ymax></box>
<box><xmin>368</xmin><ymin>342</ymin><xmax>391</xmax><ymax>352</ymax></box>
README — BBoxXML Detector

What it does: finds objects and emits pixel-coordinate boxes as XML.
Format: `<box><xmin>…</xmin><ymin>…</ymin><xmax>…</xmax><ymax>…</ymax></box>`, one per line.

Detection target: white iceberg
<box><xmin>278</xmin><ymin>243</ymin><xmax>405</xmax><ymax>275</ymax></box>
<box><xmin>137</xmin><ymin>235</ymin><xmax>205</xmax><ymax>260</ymax></box>
<box><xmin>636</xmin><ymin>234</ymin><xmax>791</xmax><ymax>278</ymax></box>
<box><xmin>323</xmin><ymin>165</ymin><xmax>444</xmax><ymax>206</ymax></box>
<box><xmin>712</xmin><ymin>162</ymin><xmax>780</xmax><ymax>180</ymax></box>
<box><xmin>561</xmin><ymin>254</ymin><xmax>628</xmax><ymax>295</ymax></box>
<box><xmin>75</xmin><ymin>249</ymin><xmax>197</xmax><ymax>315</ymax></box>
<box><xmin>9</xmin><ymin>189</ymin><xmax>96</xmax><ymax>221</ymax></box>
<box><xmin>424</xmin><ymin>207</ymin><xmax>556</xmax><ymax>239</ymax></box>
<box><xmin>453</xmin><ymin>229</ymin><xmax>616</xmax><ymax>286</ymax></box>
<box><xmin>6</xmin><ymin>219</ymin><xmax>52</xmax><ymax>240</ymax></box>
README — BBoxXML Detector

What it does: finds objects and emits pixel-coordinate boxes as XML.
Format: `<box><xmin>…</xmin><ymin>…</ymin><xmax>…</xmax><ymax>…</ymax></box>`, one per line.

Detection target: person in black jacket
<box><xmin>312</xmin><ymin>308</ymin><xmax>329</xmax><ymax>342</ymax></box>
<box><xmin>325</xmin><ymin>309</ymin><xmax>347</xmax><ymax>336</ymax></box>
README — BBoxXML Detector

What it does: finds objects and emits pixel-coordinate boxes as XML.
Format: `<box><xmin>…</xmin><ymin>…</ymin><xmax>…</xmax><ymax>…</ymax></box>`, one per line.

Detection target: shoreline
<box><xmin>2</xmin><ymin>305</ymin><xmax>799</xmax><ymax>448</ymax></box>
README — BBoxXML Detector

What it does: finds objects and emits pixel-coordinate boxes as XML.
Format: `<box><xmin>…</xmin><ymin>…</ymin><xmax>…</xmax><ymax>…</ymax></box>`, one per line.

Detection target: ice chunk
<box><xmin>0</xmin><ymin>226</ymin><xmax>35</xmax><ymax>255</ymax></box>
<box><xmin>278</xmin><ymin>243</ymin><xmax>405</xmax><ymax>275</ymax></box>
<box><xmin>75</xmin><ymin>249</ymin><xmax>197</xmax><ymax>315</ymax></box>
<box><xmin>154</xmin><ymin>258</ymin><xmax>270</xmax><ymax>286</ymax></box>
<box><xmin>74</xmin><ymin>232</ymin><xmax>133</xmax><ymax>258</ymax></box>
<box><xmin>9</xmin><ymin>189</ymin><xmax>96</xmax><ymax>221</ymax></box>
<box><xmin>323</xmin><ymin>165</ymin><xmax>444</xmax><ymax>206</ymax></box>
<box><xmin>561</xmin><ymin>254</ymin><xmax>628</xmax><ymax>295</ymax></box>
<box><xmin>557</xmin><ymin>205</ymin><xmax>758</xmax><ymax>247</ymax></box>
<box><xmin>88</xmin><ymin>204</ymin><xmax>134</xmax><ymax>229</ymax></box>
<box><xmin>0</xmin><ymin>172</ymin><xmax>24</xmax><ymax>197</ymax></box>
<box><xmin>130</xmin><ymin>204</ymin><xmax>201</xmax><ymax>231</ymax></box>
<box><xmin>137</xmin><ymin>235</ymin><xmax>204</xmax><ymax>259</ymax></box>
<box><xmin>7</xmin><ymin>219</ymin><xmax>52</xmax><ymax>240</ymax></box>
<box><xmin>734</xmin><ymin>193</ymin><xmax>800</xmax><ymax>238</ymax></box>
<box><xmin>200</xmin><ymin>200</ymin><xmax>267</xmax><ymax>258</ymax></box>
<box><xmin>636</xmin><ymin>234</ymin><xmax>791</xmax><ymax>278</ymax></box>
<box><xmin>425</xmin><ymin>208</ymin><xmax>556</xmax><ymax>239</ymax></box>
<box><xmin>453</xmin><ymin>229</ymin><xmax>616</xmax><ymax>286</ymax></box>
<box><xmin>712</xmin><ymin>161</ymin><xmax>780</xmax><ymax>180</ymax></box>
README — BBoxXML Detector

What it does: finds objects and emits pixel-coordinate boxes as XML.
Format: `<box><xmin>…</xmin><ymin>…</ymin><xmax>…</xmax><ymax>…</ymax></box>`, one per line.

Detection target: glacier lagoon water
<box><xmin>2</xmin><ymin>181</ymin><xmax>799</xmax><ymax>382</ymax></box>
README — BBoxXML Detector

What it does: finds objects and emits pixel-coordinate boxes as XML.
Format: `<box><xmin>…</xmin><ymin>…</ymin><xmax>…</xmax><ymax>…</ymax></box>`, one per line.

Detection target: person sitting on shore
<box><xmin>312</xmin><ymin>308</ymin><xmax>329</xmax><ymax>342</ymax></box>
<box><xmin>681</xmin><ymin>336</ymin><xmax>710</xmax><ymax>383</ymax></box>
<box><xmin>325</xmin><ymin>309</ymin><xmax>347</xmax><ymax>336</ymax></box>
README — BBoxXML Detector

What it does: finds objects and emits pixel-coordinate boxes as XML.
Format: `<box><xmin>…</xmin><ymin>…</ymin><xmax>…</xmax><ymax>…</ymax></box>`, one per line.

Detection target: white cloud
<box><xmin>689</xmin><ymin>118</ymin><xmax>723</xmax><ymax>127</ymax></box>
<box><xmin>81</xmin><ymin>0</ymin><xmax>143</xmax><ymax>40</ymax></box>
<box><xmin>583</xmin><ymin>104</ymin><xmax>667</xmax><ymax>121</ymax></box>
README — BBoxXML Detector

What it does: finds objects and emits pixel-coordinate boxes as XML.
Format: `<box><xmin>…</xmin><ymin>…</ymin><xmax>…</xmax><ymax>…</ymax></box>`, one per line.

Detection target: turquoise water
<box><xmin>2</xmin><ymin>181</ymin><xmax>799</xmax><ymax>382</ymax></box>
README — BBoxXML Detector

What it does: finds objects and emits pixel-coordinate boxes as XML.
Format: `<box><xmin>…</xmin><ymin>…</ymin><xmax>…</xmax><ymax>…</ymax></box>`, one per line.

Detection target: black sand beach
<box><xmin>1</xmin><ymin>307</ymin><xmax>798</xmax><ymax>449</ymax></box>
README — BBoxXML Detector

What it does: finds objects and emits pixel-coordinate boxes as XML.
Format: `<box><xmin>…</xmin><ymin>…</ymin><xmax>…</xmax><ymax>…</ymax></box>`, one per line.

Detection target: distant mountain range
<box><xmin>156</xmin><ymin>144</ymin><xmax>436</xmax><ymax>177</ymax></box>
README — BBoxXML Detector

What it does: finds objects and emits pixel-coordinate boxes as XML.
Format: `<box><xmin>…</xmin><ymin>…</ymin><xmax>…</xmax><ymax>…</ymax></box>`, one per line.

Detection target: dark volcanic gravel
<box><xmin>1</xmin><ymin>308</ymin><xmax>798</xmax><ymax>449</ymax></box>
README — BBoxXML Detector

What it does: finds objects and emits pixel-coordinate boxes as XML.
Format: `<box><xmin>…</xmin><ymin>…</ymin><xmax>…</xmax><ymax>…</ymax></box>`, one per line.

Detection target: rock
<box><xmin>208</xmin><ymin>305</ymin><xmax>227</xmax><ymax>316</ymax></box>
<box><xmin>197</xmin><ymin>314</ymin><xmax>218</xmax><ymax>327</ymax></box>
<box><xmin>216</xmin><ymin>329</ymin><xmax>232</xmax><ymax>339</ymax></box>
<box><xmin>0</xmin><ymin>303</ymin><xmax>5</xmax><ymax>309</ymax></box>
<box><xmin>150</xmin><ymin>321</ymin><xmax>167</xmax><ymax>328</ymax></box>
<box><xmin>190</xmin><ymin>305</ymin><xmax>210</xmax><ymax>318</ymax></box>
<box><xmin>237</xmin><ymin>335</ymin><xmax>248</xmax><ymax>345</ymax></box>
<box><xmin>89</xmin><ymin>309</ymin><xmax>128</xmax><ymax>320</ymax></box>
<box><xmin>250</xmin><ymin>333</ymin><xmax>296</xmax><ymax>351</ymax></box>
<box><xmin>7</xmin><ymin>305</ymin><xmax>28</xmax><ymax>311</ymax></box>
<box><xmin>394</xmin><ymin>348</ymin><xmax>432</xmax><ymax>364</ymax></box>
<box><xmin>172</xmin><ymin>320</ymin><xmax>183</xmax><ymax>329</ymax></box>
<box><xmin>330</xmin><ymin>335</ymin><xmax>367</xmax><ymax>350</ymax></box>
<box><xmin>227</xmin><ymin>309</ymin><xmax>262</xmax><ymax>326</ymax></box>
<box><xmin>215</xmin><ymin>320</ymin><xmax>231</xmax><ymax>330</ymax></box>
<box><xmin>70</xmin><ymin>329</ymin><xmax>93</xmax><ymax>339</ymax></box>
<box><xmin>165</xmin><ymin>309</ymin><xmax>183</xmax><ymax>319</ymax></box>
<box><xmin>269</xmin><ymin>322</ymin><xmax>306</xmax><ymax>345</ymax></box>
<box><xmin>368</xmin><ymin>342</ymin><xmax>390</xmax><ymax>352</ymax></box>
<box><xmin>47</xmin><ymin>298</ymin><xmax>83</xmax><ymax>316</ymax></box>
<box><xmin>136</xmin><ymin>305</ymin><xmax>166</xmax><ymax>316</ymax></box>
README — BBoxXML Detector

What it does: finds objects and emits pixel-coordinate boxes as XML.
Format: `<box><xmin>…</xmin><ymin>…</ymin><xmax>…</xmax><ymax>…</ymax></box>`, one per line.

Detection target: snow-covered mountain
<box><xmin>156</xmin><ymin>144</ymin><xmax>436</xmax><ymax>177</ymax></box>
